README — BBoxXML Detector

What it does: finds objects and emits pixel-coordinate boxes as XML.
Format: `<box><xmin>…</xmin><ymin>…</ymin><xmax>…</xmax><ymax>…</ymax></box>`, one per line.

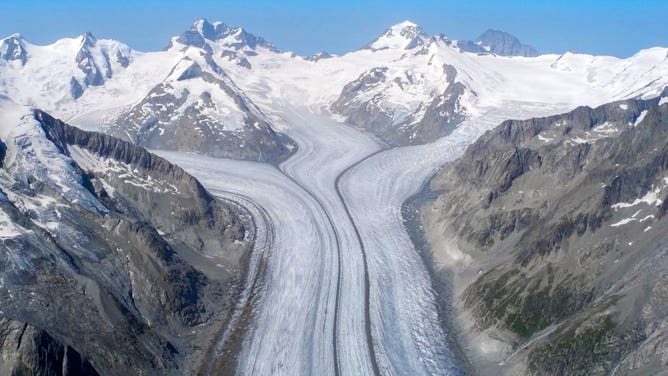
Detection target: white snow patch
<box><xmin>611</xmin><ymin>217</ymin><xmax>636</xmax><ymax>227</ymax></box>
<box><xmin>537</xmin><ymin>134</ymin><xmax>553</xmax><ymax>143</ymax></box>
<box><xmin>612</xmin><ymin>186</ymin><xmax>663</xmax><ymax>209</ymax></box>
<box><xmin>634</xmin><ymin>110</ymin><xmax>648</xmax><ymax>127</ymax></box>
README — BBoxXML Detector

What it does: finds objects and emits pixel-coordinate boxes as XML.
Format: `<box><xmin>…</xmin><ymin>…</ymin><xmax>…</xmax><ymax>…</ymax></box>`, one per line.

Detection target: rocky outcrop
<box><xmin>0</xmin><ymin>108</ymin><xmax>253</xmax><ymax>375</ymax></box>
<box><xmin>421</xmin><ymin>89</ymin><xmax>668</xmax><ymax>374</ymax></box>
<box><xmin>0</xmin><ymin>315</ymin><xmax>99</xmax><ymax>376</ymax></box>
<box><xmin>0</xmin><ymin>34</ymin><xmax>27</xmax><ymax>65</ymax></box>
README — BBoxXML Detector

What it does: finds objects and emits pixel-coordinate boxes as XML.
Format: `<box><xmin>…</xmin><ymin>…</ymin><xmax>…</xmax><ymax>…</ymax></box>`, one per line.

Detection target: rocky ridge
<box><xmin>421</xmin><ymin>88</ymin><xmax>668</xmax><ymax>375</ymax></box>
<box><xmin>0</xmin><ymin>100</ymin><xmax>252</xmax><ymax>375</ymax></box>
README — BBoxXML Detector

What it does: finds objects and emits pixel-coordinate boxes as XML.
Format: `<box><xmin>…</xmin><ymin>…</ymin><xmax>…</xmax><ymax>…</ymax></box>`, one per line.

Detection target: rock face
<box><xmin>0</xmin><ymin>34</ymin><xmax>27</xmax><ymax>66</ymax></box>
<box><xmin>0</xmin><ymin>102</ymin><xmax>252</xmax><ymax>375</ymax></box>
<box><xmin>421</xmin><ymin>89</ymin><xmax>668</xmax><ymax>374</ymax></box>
<box><xmin>0</xmin><ymin>315</ymin><xmax>99</xmax><ymax>376</ymax></box>
<box><xmin>331</xmin><ymin>62</ymin><xmax>467</xmax><ymax>146</ymax></box>
<box><xmin>109</xmin><ymin>54</ymin><xmax>295</xmax><ymax>163</ymax></box>
<box><xmin>457</xmin><ymin>29</ymin><xmax>539</xmax><ymax>57</ymax></box>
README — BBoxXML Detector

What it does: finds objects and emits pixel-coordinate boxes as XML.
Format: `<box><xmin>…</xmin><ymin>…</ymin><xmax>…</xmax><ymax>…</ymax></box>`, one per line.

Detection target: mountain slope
<box><xmin>420</xmin><ymin>88</ymin><xmax>668</xmax><ymax>375</ymax></box>
<box><xmin>0</xmin><ymin>98</ymin><xmax>252</xmax><ymax>375</ymax></box>
<box><xmin>0</xmin><ymin>32</ymin><xmax>132</xmax><ymax>107</ymax></box>
<box><xmin>2</xmin><ymin>21</ymin><xmax>668</xmax><ymax>152</ymax></box>
<box><xmin>108</xmin><ymin>49</ymin><xmax>295</xmax><ymax>162</ymax></box>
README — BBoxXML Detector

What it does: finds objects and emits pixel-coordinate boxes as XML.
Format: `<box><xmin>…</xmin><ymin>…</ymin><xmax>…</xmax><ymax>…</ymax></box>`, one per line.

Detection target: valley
<box><xmin>1</xmin><ymin>17</ymin><xmax>668</xmax><ymax>375</ymax></box>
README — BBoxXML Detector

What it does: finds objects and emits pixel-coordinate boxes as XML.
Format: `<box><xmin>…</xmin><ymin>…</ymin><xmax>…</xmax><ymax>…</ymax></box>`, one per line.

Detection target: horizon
<box><xmin>2</xmin><ymin>0</ymin><xmax>668</xmax><ymax>58</ymax></box>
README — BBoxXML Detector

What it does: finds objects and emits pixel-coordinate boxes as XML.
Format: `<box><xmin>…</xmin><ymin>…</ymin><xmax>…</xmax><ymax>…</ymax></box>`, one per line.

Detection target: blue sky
<box><xmin>1</xmin><ymin>0</ymin><xmax>667</xmax><ymax>57</ymax></box>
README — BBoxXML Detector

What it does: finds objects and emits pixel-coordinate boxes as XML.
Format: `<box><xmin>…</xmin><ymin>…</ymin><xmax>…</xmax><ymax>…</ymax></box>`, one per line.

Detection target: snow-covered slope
<box><xmin>2</xmin><ymin>20</ymin><xmax>667</xmax><ymax>150</ymax></box>
<box><xmin>0</xmin><ymin>33</ymin><xmax>132</xmax><ymax>110</ymax></box>
<box><xmin>187</xmin><ymin>20</ymin><xmax>668</xmax><ymax>146</ymax></box>
<box><xmin>108</xmin><ymin>46</ymin><xmax>295</xmax><ymax>162</ymax></box>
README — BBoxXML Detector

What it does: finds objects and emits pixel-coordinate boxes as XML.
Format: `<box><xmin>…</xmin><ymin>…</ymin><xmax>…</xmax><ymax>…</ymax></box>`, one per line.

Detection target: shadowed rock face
<box><xmin>0</xmin><ymin>315</ymin><xmax>100</xmax><ymax>376</ymax></box>
<box><xmin>0</xmin><ymin>110</ymin><xmax>252</xmax><ymax>375</ymax></box>
<box><xmin>421</xmin><ymin>89</ymin><xmax>668</xmax><ymax>374</ymax></box>
<box><xmin>457</xmin><ymin>29</ymin><xmax>539</xmax><ymax>57</ymax></box>
<box><xmin>0</xmin><ymin>35</ymin><xmax>27</xmax><ymax>65</ymax></box>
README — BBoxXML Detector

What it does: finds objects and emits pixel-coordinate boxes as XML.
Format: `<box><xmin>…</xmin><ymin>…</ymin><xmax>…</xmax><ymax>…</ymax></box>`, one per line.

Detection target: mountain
<box><xmin>457</xmin><ymin>29</ymin><xmax>539</xmax><ymax>57</ymax></box>
<box><xmin>323</xmin><ymin>22</ymin><xmax>668</xmax><ymax>146</ymax></box>
<box><xmin>0</xmin><ymin>98</ymin><xmax>251</xmax><ymax>374</ymax></box>
<box><xmin>169</xmin><ymin>18</ymin><xmax>280</xmax><ymax>69</ymax></box>
<box><xmin>108</xmin><ymin>48</ymin><xmax>295</xmax><ymax>162</ymax></box>
<box><xmin>364</xmin><ymin>21</ymin><xmax>432</xmax><ymax>51</ymax></box>
<box><xmin>2</xmin><ymin>21</ymin><xmax>667</xmax><ymax>152</ymax></box>
<box><xmin>1</xmin><ymin>17</ymin><xmax>668</xmax><ymax>376</ymax></box>
<box><xmin>0</xmin><ymin>32</ymin><xmax>132</xmax><ymax>105</ymax></box>
<box><xmin>0</xmin><ymin>24</ymin><xmax>295</xmax><ymax>163</ymax></box>
<box><xmin>419</xmin><ymin>89</ymin><xmax>668</xmax><ymax>375</ymax></box>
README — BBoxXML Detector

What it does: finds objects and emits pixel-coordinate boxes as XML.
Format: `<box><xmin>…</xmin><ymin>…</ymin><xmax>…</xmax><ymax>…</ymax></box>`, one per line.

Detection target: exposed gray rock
<box><xmin>421</xmin><ymin>89</ymin><xmax>668</xmax><ymax>374</ymax></box>
<box><xmin>0</xmin><ymin>109</ymin><xmax>253</xmax><ymax>375</ymax></box>
<box><xmin>75</xmin><ymin>33</ymin><xmax>109</xmax><ymax>87</ymax></box>
<box><xmin>0</xmin><ymin>314</ymin><xmax>99</xmax><ymax>376</ymax></box>
<box><xmin>409</xmin><ymin>64</ymin><xmax>467</xmax><ymax>143</ymax></box>
<box><xmin>304</xmin><ymin>52</ymin><xmax>332</xmax><ymax>62</ymax></box>
<box><xmin>0</xmin><ymin>34</ymin><xmax>27</xmax><ymax>65</ymax></box>
<box><xmin>69</xmin><ymin>77</ymin><xmax>84</xmax><ymax>100</ymax></box>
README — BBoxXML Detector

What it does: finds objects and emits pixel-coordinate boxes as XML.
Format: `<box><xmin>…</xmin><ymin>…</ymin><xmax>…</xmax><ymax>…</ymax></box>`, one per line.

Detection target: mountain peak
<box><xmin>391</xmin><ymin>20</ymin><xmax>419</xmax><ymax>30</ymax></box>
<box><xmin>172</xmin><ymin>19</ymin><xmax>276</xmax><ymax>52</ymax></box>
<box><xmin>365</xmin><ymin>20</ymin><xmax>430</xmax><ymax>51</ymax></box>
<box><xmin>475</xmin><ymin>29</ymin><xmax>538</xmax><ymax>57</ymax></box>
<box><xmin>4</xmin><ymin>33</ymin><xmax>23</xmax><ymax>41</ymax></box>
<box><xmin>1</xmin><ymin>33</ymin><xmax>28</xmax><ymax>65</ymax></box>
<box><xmin>79</xmin><ymin>32</ymin><xmax>97</xmax><ymax>47</ymax></box>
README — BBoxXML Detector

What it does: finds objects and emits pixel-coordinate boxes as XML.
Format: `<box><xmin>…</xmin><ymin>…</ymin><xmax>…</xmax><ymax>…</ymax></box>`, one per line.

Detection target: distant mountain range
<box><xmin>2</xmin><ymin>19</ymin><xmax>665</xmax><ymax>155</ymax></box>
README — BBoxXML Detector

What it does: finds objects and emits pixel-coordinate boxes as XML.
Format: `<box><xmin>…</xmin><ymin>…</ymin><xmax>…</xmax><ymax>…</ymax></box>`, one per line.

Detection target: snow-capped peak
<box><xmin>365</xmin><ymin>20</ymin><xmax>430</xmax><ymax>51</ymax></box>
<box><xmin>1</xmin><ymin>33</ymin><xmax>28</xmax><ymax>65</ymax></box>
<box><xmin>393</xmin><ymin>20</ymin><xmax>419</xmax><ymax>30</ymax></box>
<box><xmin>171</xmin><ymin>19</ymin><xmax>277</xmax><ymax>53</ymax></box>
<box><xmin>79</xmin><ymin>32</ymin><xmax>97</xmax><ymax>48</ymax></box>
<box><xmin>3</xmin><ymin>33</ymin><xmax>23</xmax><ymax>41</ymax></box>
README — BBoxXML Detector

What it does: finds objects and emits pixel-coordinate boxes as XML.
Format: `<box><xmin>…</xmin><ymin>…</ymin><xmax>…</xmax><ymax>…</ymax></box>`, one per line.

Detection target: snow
<box><xmin>0</xmin><ymin>207</ymin><xmax>23</xmax><ymax>238</ymax></box>
<box><xmin>158</xmin><ymin>107</ymin><xmax>508</xmax><ymax>374</ymax></box>
<box><xmin>612</xmin><ymin>186</ymin><xmax>663</xmax><ymax>209</ymax></box>
<box><xmin>0</xmin><ymin>98</ymin><xmax>106</xmax><ymax>215</ymax></box>
<box><xmin>537</xmin><ymin>134</ymin><xmax>553</xmax><ymax>143</ymax></box>
<box><xmin>660</xmin><ymin>97</ymin><xmax>668</xmax><ymax>106</ymax></box>
<box><xmin>367</xmin><ymin>21</ymin><xmax>424</xmax><ymax>50</ymax></box>
<box><xmin>634</xmin><ymin>110</ymin><xmax>648</xmax><ymax>127</ymax></box>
